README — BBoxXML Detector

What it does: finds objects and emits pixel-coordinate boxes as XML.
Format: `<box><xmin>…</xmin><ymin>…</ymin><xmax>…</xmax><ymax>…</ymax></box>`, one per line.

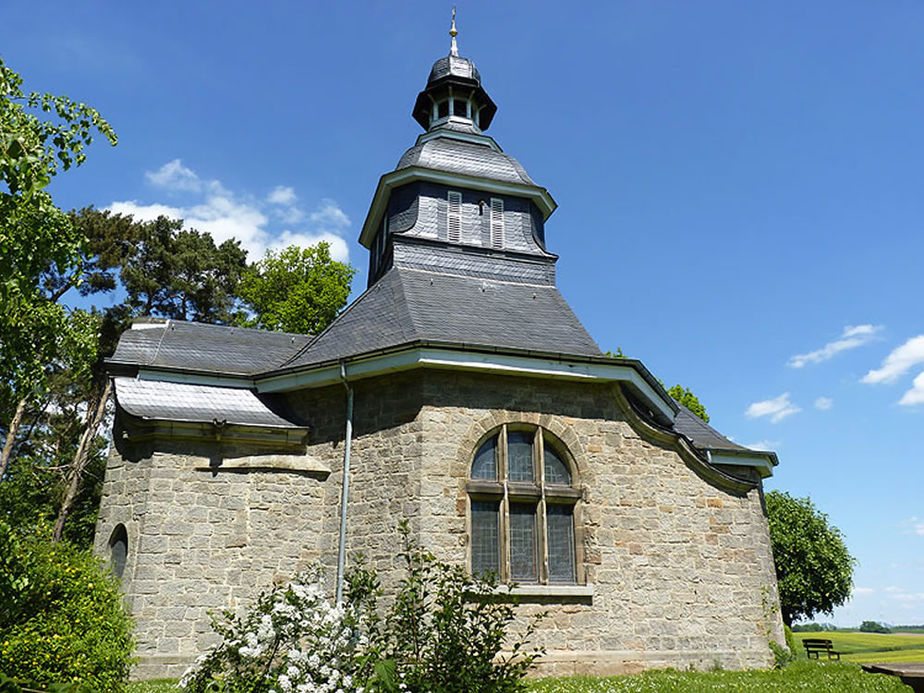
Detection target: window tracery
<box><xmin>467</xmin><ymin>425</ymin><xmax>581</xmax><ymax>584</ymax></box>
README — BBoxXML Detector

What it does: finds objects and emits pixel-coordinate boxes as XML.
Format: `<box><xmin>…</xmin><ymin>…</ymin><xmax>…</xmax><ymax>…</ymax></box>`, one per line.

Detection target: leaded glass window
<box><xmin>509</xmin><ymin>504</ymin><xmax>538</xmax><ymax>581</ymax></box>
<box><xmin>467</xmin><ymin>426</ymin><xmax>580</xmax><ymax>585</ymax></box>
<box><xmin>471</xmin><ymin>501</ymin><xmax>500</xmax><ymax>577</ymax></box>
<box><xmin>507</xmin><ymin>431</ymin><xmax>534</xmax><ymax>482</ymax></box>
<box><xmin>546</xmin><ymin>504</ymin><xmax>576</xmax><ymax>582</ymax></box>
<box><xmin>544</xmin><ymin>443</ymin><xmax>571</xmax><ymax>485</ymax></box>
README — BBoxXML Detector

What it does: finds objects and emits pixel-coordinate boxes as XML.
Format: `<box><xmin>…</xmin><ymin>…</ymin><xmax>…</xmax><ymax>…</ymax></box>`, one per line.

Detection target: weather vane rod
<box><xmin>450</xmin><ymin>7</ymin><xmax>459</xmax><ymax>56</ymax></box>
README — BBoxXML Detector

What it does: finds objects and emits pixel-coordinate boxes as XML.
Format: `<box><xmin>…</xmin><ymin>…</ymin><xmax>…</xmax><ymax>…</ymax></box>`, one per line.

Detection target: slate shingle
<box><xmin>109</xmin><ymin>321</ymin><xmax>311</xmax><ymax>375</ymax></box>
<box><xmin>398</xmin><ymin>136</ymin><xmax>536</xmax><ymax>186</ymax></box>
<box><xmin>671</xmin><ymin>404</ymin><xmax>749</xmax><ymax>452</ymax></box>
<box><xmin>281</xmin><ymin>266</ymin><xmax>601</xmax><ymax>369</ymax></box>
<box><xmin>114</xmin><ymin>378</ymin><xmax>306</xmax><ymax>428</ymax></box>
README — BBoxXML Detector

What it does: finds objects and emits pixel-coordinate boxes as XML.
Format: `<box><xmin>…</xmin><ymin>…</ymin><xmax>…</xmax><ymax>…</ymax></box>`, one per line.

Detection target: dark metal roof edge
<box><xmin>105</xmin><ymin>359</ymin><xmax>258</xmax><ymax>381</ymax></box>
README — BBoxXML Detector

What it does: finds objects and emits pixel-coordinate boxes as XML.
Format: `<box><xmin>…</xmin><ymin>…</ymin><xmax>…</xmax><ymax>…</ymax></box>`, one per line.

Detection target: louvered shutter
<box><xmin>448</xmin><ymin>191</ymin><xmax>462</xmax><ymax>242</ymax></box>
<box><xmin>490</xmin><ymin>197</ymin><xmax>504</xmax><ymax>248</ymax></box>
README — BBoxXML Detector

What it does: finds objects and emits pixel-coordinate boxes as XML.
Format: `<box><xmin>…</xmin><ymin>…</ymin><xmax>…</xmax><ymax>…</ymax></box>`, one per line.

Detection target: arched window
<box><xmin>468</xmin><ymin>425</ymin><xmax>581</xmax><ymax>584</ymax></box>
<box><xmin>108</xmin><ymin>523</ymin><xmax>128</xmax><ymax>578</ymax></box>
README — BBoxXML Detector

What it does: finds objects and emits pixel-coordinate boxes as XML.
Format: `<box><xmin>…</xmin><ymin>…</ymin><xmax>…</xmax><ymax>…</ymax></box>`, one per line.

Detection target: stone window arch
<box><xmin>108</xmin><ymin>523</ymin><xmax>128</xmax><ymax>579</ymax></box>
<box><xmin>467</xmin><ymin>424</ymin><xmax>583</xmax><ymax>584</ymax></box>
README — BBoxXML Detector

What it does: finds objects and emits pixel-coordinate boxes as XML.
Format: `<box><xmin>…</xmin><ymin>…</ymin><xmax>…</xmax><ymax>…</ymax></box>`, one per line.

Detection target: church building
<box><xmin>95</xmin><ymin>23</ymin><xmax>785</xmax><ymax>679</ymax></box>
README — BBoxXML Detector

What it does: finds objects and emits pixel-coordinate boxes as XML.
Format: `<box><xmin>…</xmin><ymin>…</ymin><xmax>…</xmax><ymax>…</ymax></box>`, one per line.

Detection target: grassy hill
<box><xmin>793</xmin><ymin>631</ymin><xmax>924</xmax><ymax>663</ymax></box>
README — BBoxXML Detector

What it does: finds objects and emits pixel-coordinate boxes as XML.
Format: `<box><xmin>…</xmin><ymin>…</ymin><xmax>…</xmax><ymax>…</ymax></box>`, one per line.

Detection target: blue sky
<box><xmin>4</xmin><ymin>1</ymin><xmax>923</xmax><ymax>626</ymax></box>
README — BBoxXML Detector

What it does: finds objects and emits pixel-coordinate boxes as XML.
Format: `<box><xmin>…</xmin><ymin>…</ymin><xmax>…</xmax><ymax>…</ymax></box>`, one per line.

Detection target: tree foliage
<box><xmin>765</xmin><ymin>490</ymin><xmax>855</xmax><ymax>626</ymax></box>
<box><xmin>667</xmin><ymin>384</ymin><xmax>710</xmax><ymax>423</ymax></box>
<box><xmin>118</xmin><ymin>215</ymin><xmax>248</xmax><ymax>323</ymax></box>
<box><xmin>238</xmin><ymin>242</ymin><xmax>355</xmax><ymax>335</ymax></box>
<box><xmin>0</xmin><ymin>57</ymin><xmax>116</xmax><ymax>402</ymax></box>
<box><xmin>859</xmin><ymin>620</ymin><xmax>891</xmax><ymax>634</ymax></box>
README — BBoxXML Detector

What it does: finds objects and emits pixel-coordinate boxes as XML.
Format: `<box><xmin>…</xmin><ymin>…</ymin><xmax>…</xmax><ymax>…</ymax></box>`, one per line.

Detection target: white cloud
<box><xmin>745</xmin><ymin>393</ymin><xmax>801</xmax><ymax>423</ymax></box>
<box><xmin>273</xmin><ymin>230</ymin><xmax>350</xmax><ymax>263</ymax></box>
<box><xmin>814</xmin><ymin>396</ymin><xmax>833</xmax><ymax>411</ymax></box>
<box><xmin>853</xmin><ymin>587</ymin><xmax>875</xmax><ymax>596</ymax></box>
<box><xmin>267</xmin><ymin>185</ymin><xmax>297</xmax><ymax>206</ymax></box>
<box><xmin>110</xmin><ymin>162</ymin><xmax>352</xmax><ymax>262</ymax></box>
<box><xmin>744</xmin><ymin>439</ymin><xmax>780</xmax><ymax>451</ymax></box>
<box><xmin>144</xmin><ymin>158</ymin><xmax>202</xmax><ymax>192</ymax></box>
<box><xmin>109</xmin><ymin>200</ymin><xmax>183</xmax><ymax>220</ymax></box>
<box><xmin>309</xmin><ymin>199</ymin><xmax>351</xmax><ymax>228</ymax></box>
<box><xmin>900</xmin><ymin>517</ymin><xmax>924</xmax><ymax>536</ymax></box>
<box><xmin>788</xmin><ymin>324</ymin><xmax>882</xmax><ymax>368</ymax></box>
<box><xmin>862</xmin><ymin>335</ymin><xmax>924</xmax><ymax>384</ymax></box>
<box><xmin>898</xmin><ymin>371</ymin><xmax>924</xmax><ymax>407</ymax></box>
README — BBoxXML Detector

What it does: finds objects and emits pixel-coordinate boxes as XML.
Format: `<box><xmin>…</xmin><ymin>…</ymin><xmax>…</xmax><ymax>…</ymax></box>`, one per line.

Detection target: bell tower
<box><xmin>360</xmin><ymin>14</ymin><xmax>559</xmax><ymax>287</ymax></box>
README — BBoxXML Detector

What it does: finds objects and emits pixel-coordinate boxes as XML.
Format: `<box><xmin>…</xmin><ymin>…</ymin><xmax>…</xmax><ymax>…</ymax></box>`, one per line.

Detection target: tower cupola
<box><xmin>412</xmin><ymin>11</ymin><xmax>497</xmax><ymax>133</ymax></box>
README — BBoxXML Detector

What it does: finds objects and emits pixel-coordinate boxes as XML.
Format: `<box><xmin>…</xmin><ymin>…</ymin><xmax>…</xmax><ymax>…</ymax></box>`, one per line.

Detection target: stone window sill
<box><xmin>492</xmin><ymin>583</ymin><xmax>595</xmax><ymax>599</ymax></box>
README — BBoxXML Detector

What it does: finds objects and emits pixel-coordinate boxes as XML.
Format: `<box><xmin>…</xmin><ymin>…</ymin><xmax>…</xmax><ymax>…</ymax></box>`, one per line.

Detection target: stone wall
<box><xmin>405</xmin><ymin>371</ymin><xmax>783</xmax><ymax>674</ymax></box>
<box><xmin>95</xmin><ymin>368</ymin><xmax>783</xmax><ymax>679</ymax></box>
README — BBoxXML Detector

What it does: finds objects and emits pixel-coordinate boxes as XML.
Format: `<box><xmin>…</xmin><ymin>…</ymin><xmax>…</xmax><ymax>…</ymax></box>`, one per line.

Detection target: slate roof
<box><xmin>671</xmin><ymin>403</ymin><xmax>751</xmax><ymax>453</ymax></box>
<box><xmin>279</xmin><ymin>266</ymin><xmax>602</xmax><ymax>370</ymax></box>
<box><xmin>109</xmin><ymin>320</ymin><xmax>311</xmax><ymax>376</ymax></box>
<box><xmin>114</xmin><ymin>378</ymin><xmax>306</xmax><ymax>429</ymax></box>
<box><xmin>428</xmin><ymin>55</ymin><xmax>481</xmax><ymax>84</ymax></box>
<box><xmin>397</xmin><ymin>136</ymin><xmax>536</xmax><ymax>186</ymax></box>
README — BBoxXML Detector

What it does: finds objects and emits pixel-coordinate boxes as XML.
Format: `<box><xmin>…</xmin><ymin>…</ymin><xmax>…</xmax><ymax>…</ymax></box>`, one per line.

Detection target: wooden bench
<box><xmin>802</xmin><ymin>638</ymin><xmax>842</xmax><ymax>660</ymax></box>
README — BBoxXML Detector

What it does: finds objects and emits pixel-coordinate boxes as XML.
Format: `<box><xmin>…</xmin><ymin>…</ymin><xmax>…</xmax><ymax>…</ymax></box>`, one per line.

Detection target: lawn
<box><xmin>793</xmin><ymin>630</ymin><xmax>924</xmax><ymax>663</ymax></box>
<box><xmin>527</xmin><ymin>662</ymin><xmax>912</xmax><ymax>692</ymax></box>
<box><xmin>127</xmin><ymin>662</ymin><xmax>912</xmax><ymax>692</ymax></box>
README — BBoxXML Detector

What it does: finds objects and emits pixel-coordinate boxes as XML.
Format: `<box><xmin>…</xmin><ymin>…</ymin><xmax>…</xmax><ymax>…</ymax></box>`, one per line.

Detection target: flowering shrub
<box><xmin>180</xmin><ymin>566</ymin><xmax>373</xmax><ymax>693</ymax></box>
<box><xmin>181</xmin><ymin>525</ymin><xmax>542</xmax><ymax>693</ymax></box>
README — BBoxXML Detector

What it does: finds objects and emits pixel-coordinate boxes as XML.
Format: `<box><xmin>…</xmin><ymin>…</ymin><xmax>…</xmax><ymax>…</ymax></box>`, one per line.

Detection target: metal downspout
<box><xmin>335</xmin><ymin>360</ymin><xmax>353</xmax><ymax>605</ymax></box>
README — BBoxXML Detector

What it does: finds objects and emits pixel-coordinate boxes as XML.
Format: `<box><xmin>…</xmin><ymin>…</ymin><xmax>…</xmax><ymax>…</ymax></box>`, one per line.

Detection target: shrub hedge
<box><xmin>0</xmin><ymin>522</ymin><xmax>134</xmax><ymax>692</ymax></box>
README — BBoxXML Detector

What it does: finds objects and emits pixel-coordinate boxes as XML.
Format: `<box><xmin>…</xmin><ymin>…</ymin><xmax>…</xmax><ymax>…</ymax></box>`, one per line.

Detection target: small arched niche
<box><xmin>108</xmin><ymin>523</ymin><xmax>128</xmax><ymax>579</ymax></box>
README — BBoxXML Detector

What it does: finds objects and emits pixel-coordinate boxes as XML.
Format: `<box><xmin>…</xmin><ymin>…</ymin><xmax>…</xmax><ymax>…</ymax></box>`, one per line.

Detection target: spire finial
<box><xmin>449</xmin><ymin>7</ymin><xmax>459</xmax><ymax>56</ymax></box>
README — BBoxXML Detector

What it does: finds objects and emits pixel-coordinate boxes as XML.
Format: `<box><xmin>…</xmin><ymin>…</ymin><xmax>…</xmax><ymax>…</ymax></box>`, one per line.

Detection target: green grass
<box><xmin>794</xmin><ymin>630</ymin><xmax>924</xmax><ymax>663</ymax></box>
<box><xmin>128</xmin><ymin>662</ymin><xmax>913</xmax><ymax>692</ymax></box>
<box><xmin>527</xmin><ymin>661</ymin><xmax>911</xmax><ymax>692</ymax></box>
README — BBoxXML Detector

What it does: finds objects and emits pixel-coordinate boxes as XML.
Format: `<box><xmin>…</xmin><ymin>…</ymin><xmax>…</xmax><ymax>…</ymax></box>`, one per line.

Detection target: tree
<box><xmin>765</xmin><ymin>490</ymin><xmax>855</xmax><ymax>626</ymax></box>
<box><xmin>667</xmin><ymin>384</ymin><xmax>709</xmax><ymax>423</ymax></box>
<box><xmin>859</xmin><ymin>620</ymin><xmax>891</xmax><ymax>634</ymax></box>
<box><xmin>238</xmin><ymin>242</ymin><xmax>355</xmax><ymax>335</ymax></box>
<box><xmin>0</xmin><ymin>57</ymin><xmax>116</xmax><ymax>481</ymax></box>
<box><xmin>119</xmin><ymin>215</ymin><xmax>248</xmax><ymax>323</ymax></box>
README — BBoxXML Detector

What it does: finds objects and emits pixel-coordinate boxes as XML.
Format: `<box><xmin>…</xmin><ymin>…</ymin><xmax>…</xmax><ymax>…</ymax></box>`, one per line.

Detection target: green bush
<box><xmin>0</xmin><ymin>522</ymin><xmax>134</xmax><ymax>692</ymax></box>
<box><xmin>784</xmin><ymin>625</ymin><xmax>797</xmax><ymax>657</ymax></box>
<box><xmin>377</xmin><ymin>523</ymin><xmax>544</xmax><ymax>692</ymax></box>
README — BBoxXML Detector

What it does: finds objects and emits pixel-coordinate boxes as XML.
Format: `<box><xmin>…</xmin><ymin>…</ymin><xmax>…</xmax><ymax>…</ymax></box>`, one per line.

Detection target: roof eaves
<box><xmin>257</xmin><ymin>339</ymin><xmax>677</xmax><ymax>423</ymax></box>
